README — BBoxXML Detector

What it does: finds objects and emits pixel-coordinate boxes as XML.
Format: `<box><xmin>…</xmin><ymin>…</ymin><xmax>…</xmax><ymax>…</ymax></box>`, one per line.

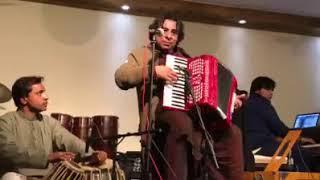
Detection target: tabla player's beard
<box><xmin>28</xmin><ymin>103</ymin><xmax>47</xmax><ymax>114</ymax></box>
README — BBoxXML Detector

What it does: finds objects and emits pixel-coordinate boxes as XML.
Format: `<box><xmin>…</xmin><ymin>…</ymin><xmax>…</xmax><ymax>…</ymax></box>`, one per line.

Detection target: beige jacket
<box><xmin>115</xmin><ymin>46</ymin><xmax>189</xmax><ymax>131</ymax></box>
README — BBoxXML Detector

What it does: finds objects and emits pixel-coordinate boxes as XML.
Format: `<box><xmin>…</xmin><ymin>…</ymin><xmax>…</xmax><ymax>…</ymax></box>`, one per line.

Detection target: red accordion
<box><xmin>163</xmin><ymin>54</ymin><xmax>237</xmax><ymax>126</ymax></box>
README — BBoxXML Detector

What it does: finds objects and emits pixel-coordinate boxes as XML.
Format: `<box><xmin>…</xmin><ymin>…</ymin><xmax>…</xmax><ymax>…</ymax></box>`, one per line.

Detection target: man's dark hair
<box><xmin>250</xmin><ymin>76</ymin><xmax>276</xmax><ymax>94</ymax></box>
<box><xmin>148</xmin><ymin>12</ymin><xmax>185</xmax><ymax>45</ymax></box>
<box><xmin>12</xmin><ymin>76</ymin><xmax>44</xmax><ymax>109</ymax></box>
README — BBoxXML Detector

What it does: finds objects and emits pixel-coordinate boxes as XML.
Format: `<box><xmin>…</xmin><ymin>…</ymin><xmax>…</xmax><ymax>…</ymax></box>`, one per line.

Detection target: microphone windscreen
<box><xmin>157</xmin><ymin>28</ymin><xmax>165</xmax><ymax>36</ymax></box>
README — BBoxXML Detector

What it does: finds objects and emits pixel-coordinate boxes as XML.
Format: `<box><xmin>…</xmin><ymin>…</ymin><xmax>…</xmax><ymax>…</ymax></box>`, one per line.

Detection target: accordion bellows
<box><xmin>163</xmin><ymin>54</ymin><xmax>237</xmax><ymax>126</ymax></box>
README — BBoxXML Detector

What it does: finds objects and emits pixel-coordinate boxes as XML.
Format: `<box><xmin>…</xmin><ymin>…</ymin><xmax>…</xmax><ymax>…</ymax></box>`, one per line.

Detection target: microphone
<box><xmin>149</xmin><ymin>28</ymin><xmax>164</xmax><ymax>36</ymax></box>
<box><xmin>149</xmin><ymin>24</ymin><xmax>165</xmax><ymax>37</ymax></box>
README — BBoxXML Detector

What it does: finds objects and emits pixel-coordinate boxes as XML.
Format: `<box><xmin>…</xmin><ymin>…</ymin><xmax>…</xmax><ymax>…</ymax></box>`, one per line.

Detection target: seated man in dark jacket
<box><xmin>244</xmin><ymin>76</ymin><xmax>318</xmax><ymax>171</ymax></box>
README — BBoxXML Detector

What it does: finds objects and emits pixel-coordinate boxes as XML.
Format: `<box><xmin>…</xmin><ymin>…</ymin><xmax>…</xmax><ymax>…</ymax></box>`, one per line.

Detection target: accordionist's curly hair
<box><xmin>148</xmin><ymin>11</ymin><xmax>185</xmax><ymax>45</ymax></box>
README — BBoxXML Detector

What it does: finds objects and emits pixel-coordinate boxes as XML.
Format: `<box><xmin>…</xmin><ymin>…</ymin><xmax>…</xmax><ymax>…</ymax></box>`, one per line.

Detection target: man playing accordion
<box><xmin>115</xmin><ymin>12</ymin><xmax>245</xmax><ymax>180</ymax></box>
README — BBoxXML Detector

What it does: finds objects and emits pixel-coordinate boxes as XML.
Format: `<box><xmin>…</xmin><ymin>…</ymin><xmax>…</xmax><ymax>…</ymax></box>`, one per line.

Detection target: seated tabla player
<box><xmin>0</xmin><ymin>76</ymin><xmax>108</xmax><ymax>179</ymax></box>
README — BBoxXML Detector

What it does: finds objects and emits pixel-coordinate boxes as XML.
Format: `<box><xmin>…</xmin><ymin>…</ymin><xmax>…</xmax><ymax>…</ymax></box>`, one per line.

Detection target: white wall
<box><xmin>1</xmin><ymin>1</ymin><xmax>320</xmax><ymax>152</ymax></box>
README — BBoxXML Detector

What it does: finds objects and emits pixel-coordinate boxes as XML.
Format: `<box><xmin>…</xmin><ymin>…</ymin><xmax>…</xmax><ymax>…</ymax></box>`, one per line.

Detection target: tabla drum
<box><xmin>72</xmin><ymin>116</ymin><xmax>92</xmax><ymax>140</ymax></box>
<box><xmin>51</xmin><ymin>113</ymin><xmax>73</xmax><ymax>132</ymax></box>
<box><xmin>91</xmin><ymin>115</ymin><xmax>118</xmax><ymax>159</ymax></box>
<box><xmin>44</xmin><ymin>159</ymin><xmax>125</xmax><ymax>180</ymax></box>
<box><xmin>45</xmin><ymin>161</ymin><xmax>84</xmax><ymax>180</ymax></box>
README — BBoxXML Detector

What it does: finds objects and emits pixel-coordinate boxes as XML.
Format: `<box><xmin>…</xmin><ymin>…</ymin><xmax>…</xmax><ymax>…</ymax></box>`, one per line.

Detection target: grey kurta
<box><xmin>0</xmin><ymin>111</ymin><xmax>90</xmax><ymax>176</ymax></box>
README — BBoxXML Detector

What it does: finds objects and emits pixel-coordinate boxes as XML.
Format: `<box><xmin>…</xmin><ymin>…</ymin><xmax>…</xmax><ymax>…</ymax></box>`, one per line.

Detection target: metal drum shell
<box><xmin>72</xmin><ymin>116</ymin><xmax>92</xmax><ymax>141</ymax></box>
<box><xmin>51</xmin><ymin>113</ymin><xmax>73</xmax><ymax>132</ymax></box>
<box><xmin>91</xmin><ymin>115</ymin><xmax>118</xmax><ymax>159</ymax></box>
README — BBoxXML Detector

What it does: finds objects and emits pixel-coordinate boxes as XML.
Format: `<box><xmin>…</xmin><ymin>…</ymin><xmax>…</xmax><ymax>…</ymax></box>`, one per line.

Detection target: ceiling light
<box><xmin>238</xmin><ymin>19</ymin><xmax>247</xmax><ymax>24</ymax></box>
<box><xmin>121</xmin><ymin>4</ymin><xmax>130</xmax><ymax>11</ymax></box>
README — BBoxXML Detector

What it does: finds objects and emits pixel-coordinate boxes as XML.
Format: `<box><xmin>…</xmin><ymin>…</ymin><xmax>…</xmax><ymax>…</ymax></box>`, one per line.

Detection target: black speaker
<box><xmin>117</xmin><ymin>151</ymin><xmax>142</xmax><ymax>180</ymax></box>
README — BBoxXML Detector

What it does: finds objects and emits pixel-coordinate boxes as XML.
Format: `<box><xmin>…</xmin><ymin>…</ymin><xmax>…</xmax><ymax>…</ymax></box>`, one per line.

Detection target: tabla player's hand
<box><xmin>95</xmin><ymin>151</ymin><xmax>108</xmax><ymax>163</ymax></box>
<box><xmin>48</xmin><ymin>152</ymin><xmax>76</xmax><ymax>162</ymax></box>
<box><xmin>155</xmin><ymin>65</ymin><xmax>178</xmax><ymax>84</ymax></box>
<box><xmin>88</xmin><ymin>151</ymin><xmax>108</xmax><ymax>165</ymax></box>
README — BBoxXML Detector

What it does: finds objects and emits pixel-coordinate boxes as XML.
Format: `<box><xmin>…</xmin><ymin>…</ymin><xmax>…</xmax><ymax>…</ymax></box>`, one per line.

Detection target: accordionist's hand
<box><xmin>155</xmin><ymin>65</ymin><xmax>178</xmax><ymax>84</ymax></box>
<box><xmin>234</xmin><ymin>94</ymin><xmax>247</xmax><ymax>110</ymax></box>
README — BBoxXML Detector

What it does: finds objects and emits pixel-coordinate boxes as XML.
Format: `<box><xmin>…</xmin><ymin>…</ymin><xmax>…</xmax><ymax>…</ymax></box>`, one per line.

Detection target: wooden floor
<box><xmin>244</xmin><ymin>171</ymin><xmax>320</xmax><ymax>180</ymax></box>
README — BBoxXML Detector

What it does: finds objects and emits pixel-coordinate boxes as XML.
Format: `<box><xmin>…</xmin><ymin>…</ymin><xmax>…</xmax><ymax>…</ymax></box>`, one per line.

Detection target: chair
<box><xmin>232</xmin><ymin>105</ymin><xmax>255</xmax><ymax>171</ymax></box>
<box><xmin>264</xmin><ymin>130</ymin><xmax>301</xmax><ymax>172</ymax></box>
<box><xmin>245</xmin><ymin>130</ymin><xmax>320</xmax><ymax>180</ymax></box>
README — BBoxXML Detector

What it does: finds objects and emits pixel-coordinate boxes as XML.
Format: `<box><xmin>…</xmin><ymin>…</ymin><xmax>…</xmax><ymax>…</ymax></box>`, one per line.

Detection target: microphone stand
<box><xmin>85</xmin><ymin>127</ymin><xmax>92</xmax><ymax>153</ymax></box>
<box><xmin>182</xmin><ymin>68</ymin><xmax>219</xmax><ymax>180</ymax></box>
<box><xmin>142</xmin><ymin>32</ymin><xmax>157</xmax><ymax>180</ymax></box>
<box><xmin>87</xmin><ymin>129</ymin><xmax>161</xmax><ymax>142</ymax></box>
